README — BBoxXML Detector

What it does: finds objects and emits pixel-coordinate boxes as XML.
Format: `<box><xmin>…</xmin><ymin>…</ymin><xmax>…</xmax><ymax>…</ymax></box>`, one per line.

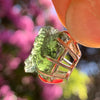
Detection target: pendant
<box><xmin>24</xmin><ymin>26</ymin><xmax>81</xmax><ymax>84</ymax></box>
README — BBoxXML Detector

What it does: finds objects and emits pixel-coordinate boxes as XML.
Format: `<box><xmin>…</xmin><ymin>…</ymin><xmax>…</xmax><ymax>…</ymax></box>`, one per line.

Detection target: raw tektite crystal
<box><xmin>24</xmin><ymin>26</ymin><xmax>81</xmax><ymax>83</ymax></box>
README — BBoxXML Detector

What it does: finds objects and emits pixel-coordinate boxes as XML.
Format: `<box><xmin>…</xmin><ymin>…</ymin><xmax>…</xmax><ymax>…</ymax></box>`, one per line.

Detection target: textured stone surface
<box><xmin>24</xmin><ymin>26</ymin><xmax>66</xmax><ymax>73</ymax></box>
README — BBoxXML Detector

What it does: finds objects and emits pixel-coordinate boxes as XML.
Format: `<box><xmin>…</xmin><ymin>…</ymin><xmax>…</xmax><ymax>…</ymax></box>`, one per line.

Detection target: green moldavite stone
<box><xmin>24</xmin><ymin>26</ymin><xmax>67</xmax><ymax>73</ymax></box>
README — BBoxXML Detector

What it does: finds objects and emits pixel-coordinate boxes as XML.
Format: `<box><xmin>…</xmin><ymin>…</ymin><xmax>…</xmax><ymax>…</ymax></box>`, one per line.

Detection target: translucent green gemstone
<box><xmin>24</xmin><ymin>26</ymin><xmax>69</xmax><ymax>73</ymax></box>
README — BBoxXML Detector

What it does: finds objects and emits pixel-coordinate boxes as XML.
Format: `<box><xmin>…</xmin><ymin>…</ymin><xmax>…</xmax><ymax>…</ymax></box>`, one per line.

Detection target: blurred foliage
<box><xmin>62</xmin><ymin>69</ymin><xmax>90</xmax><ymax>100</ymax></box>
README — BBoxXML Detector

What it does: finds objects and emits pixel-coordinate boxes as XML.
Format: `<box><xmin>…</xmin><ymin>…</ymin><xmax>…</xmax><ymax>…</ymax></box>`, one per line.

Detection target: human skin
<box><xmin>52</xmin><ymin>0</ymin><xmax>100</xmax><ymax>48</ymax></box>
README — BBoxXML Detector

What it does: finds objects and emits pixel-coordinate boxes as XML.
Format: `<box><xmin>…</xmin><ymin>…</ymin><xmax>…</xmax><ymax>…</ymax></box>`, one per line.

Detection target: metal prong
<box><xmin>57</xmin><ymin>38</ymin><xmax>72</xmax><ymax>48</ymax></box>
<box><xmin>46</xmin><ymin>56</ymin><xmax>72</xmax><ymax>71</ymax></box>
<box><xmin>68</xmin><ymin>47</ymin><xmax>78</xmax><ymax>61</ymax></box>
<box><xmin>63</xmin><ymin>58</ymin><xmax>72</xmax><ymax>65</ymax></box>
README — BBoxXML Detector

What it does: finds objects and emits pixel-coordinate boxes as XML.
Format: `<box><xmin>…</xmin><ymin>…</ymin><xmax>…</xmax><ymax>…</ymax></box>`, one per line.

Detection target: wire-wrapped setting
<box><xmin>38</xmin><ymin>31</ymin><xmax>81</xmax><ymax>84</ymax></box>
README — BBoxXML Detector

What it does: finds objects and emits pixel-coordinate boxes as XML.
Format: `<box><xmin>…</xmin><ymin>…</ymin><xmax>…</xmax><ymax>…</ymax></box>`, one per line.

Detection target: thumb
<box><xmin>52</xmin><ymin>0</ymin><xmax>100</xmax><ymax>48</ymax></box>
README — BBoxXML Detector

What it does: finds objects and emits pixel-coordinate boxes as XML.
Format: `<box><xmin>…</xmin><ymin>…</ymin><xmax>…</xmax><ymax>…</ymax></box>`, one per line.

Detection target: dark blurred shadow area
<box><xmin>0</xmin><ymin>0</ymin><xmax>100</xmax><ymax>100</ymax></box>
